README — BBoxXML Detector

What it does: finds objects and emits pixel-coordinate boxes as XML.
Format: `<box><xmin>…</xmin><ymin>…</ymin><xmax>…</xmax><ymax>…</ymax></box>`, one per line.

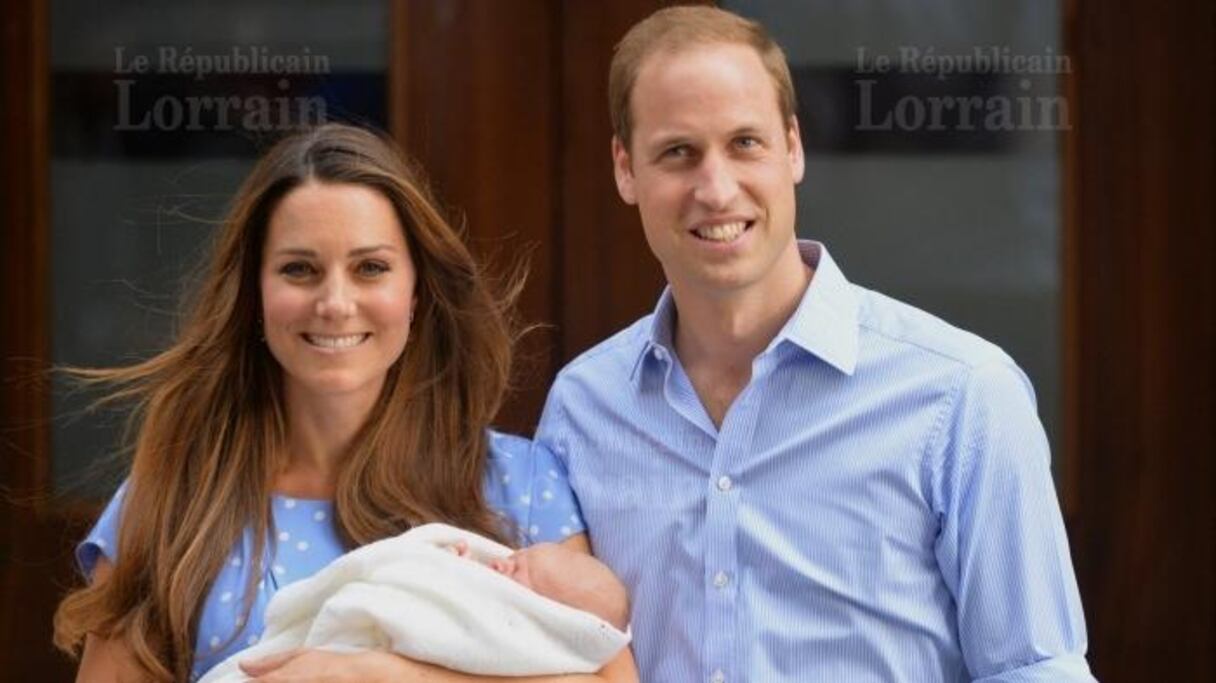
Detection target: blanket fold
<box><xmin>200</xmin><ymin>524</ymin><xmax>630</xmax><ymax>682</ymax></box>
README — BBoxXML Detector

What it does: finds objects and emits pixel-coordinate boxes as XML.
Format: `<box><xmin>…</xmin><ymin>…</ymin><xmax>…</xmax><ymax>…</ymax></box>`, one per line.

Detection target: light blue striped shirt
<box><xmin>536</xmin><ymin>241</ymin><xmax>1095</xmax><ymax>682</ymax></box>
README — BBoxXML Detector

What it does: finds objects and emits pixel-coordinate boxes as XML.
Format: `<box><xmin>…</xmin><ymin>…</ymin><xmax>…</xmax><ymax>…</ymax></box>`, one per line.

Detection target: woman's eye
<box><xmin>280</xmin><ymin>261</ymin><xmax>316</xmax><ymax>278</ymax></box>
<box><xmin>356</xmin><ymin>260</ymin><xmax>390</xmax><ymax>277</ymax></box>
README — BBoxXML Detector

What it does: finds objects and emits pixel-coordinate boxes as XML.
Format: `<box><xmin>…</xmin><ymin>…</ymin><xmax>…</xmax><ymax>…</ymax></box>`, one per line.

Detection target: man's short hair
<box><xmin>608</xmin><ymin>5</ymin><xmax>797</xmax><ymax>149</ymax></box>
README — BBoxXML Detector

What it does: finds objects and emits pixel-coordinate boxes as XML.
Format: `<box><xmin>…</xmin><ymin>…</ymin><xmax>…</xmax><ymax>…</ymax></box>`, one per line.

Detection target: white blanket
<box><xmin>200</xmin><ymin>523</ymin><xmax>630</xmax><ymax>682</ymax></box>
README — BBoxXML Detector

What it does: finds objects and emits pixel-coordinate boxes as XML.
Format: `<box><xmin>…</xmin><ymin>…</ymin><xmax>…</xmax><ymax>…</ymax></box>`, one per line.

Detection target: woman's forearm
<box><xmin>76</xmin><ymin>633</ymin><xmax>146</xmax><ymax>683</ymax></box>
<box><xmin>371</xmin><ymin>648</ymin><xmax>638</xmax><ymax>683</ymax></box>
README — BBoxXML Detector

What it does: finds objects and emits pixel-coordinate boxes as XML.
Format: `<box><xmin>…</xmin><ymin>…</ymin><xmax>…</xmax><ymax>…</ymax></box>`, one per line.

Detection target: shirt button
<box><xmin>713</xmin><ymin>571</ymin><xmax>729</xmax><ymax>589</ymax></box>
<box><xmin>710</xmin><ymin>670</ymin><xmax>725</xmax><ymax>683</ymax></box>
<box><xmin>716</xmin><ymin>475</ymin><xmax>732</xmax><ymax>492</ymax></box>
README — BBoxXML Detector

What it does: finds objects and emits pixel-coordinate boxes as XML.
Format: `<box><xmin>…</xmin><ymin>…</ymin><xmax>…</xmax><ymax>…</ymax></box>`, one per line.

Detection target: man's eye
<box><xmin>280</xmin><ymin>262</ymin><xmax>316</xmax><ymax>278</ymax></box>
<box><xmin>662</xmin><ymin>145</ymin><xmax>692</xmax><ymax>159</ymax></box>
<box><xmin>356</xmin><ymin>260</ymin><xmax>390</xmax><ymax>277</ymax></box>
<box><xmin>736</xmin><ymin>136</ymin><xmax>761</xmax><ymax>149</ymax></box>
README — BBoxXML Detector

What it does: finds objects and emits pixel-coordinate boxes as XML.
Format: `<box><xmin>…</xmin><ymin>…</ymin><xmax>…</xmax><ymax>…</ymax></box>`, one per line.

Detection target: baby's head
<box><xmin>490</xmin><ymin>543</ymin><xmax>629</xmax><ymax>631</ymax></box>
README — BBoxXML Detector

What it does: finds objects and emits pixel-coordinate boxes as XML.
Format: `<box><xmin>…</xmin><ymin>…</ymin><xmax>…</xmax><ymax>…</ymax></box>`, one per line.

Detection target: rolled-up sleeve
<box><xmin>973</xmin><ymin>653</ymin><xmax>1097</xmax><ymax>682</ymax></box>
<box><xmin>931</xmin><ymin>362</ymin><xmax>1097</xmax><ymax>682</ymax></box>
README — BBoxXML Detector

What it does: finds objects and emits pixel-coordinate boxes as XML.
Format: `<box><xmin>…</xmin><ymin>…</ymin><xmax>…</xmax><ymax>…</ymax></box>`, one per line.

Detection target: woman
<box><xmin>53</xmin><ymin>124</ymin><xmax>637</xmax><ymax>683</ymax></box>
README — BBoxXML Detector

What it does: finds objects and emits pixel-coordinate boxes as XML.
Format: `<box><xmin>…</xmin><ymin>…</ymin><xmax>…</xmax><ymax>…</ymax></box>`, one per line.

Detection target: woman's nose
<box><xmin>314</xmin><ymin>276</ymin><xmax>356</xmax><ymax>318</ymax></box>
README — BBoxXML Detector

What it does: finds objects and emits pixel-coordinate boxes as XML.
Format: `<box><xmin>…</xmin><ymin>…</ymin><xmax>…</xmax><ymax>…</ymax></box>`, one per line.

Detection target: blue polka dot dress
<box><xmin>76</xmin><ymin>432</ymin><xmax>586</xmax><ymax>681</ymax></box>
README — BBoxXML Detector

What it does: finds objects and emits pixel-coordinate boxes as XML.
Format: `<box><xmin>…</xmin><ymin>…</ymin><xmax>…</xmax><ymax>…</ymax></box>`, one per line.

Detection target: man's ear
<box><xmin>612</xmin><ymin>135</ymin><xmax>638</xmax><ymax>205</ymax></box>
<box><xmin>786</xmin><ymin>116</ymin><xmax>806</xmax><ymax>185</ymax></box>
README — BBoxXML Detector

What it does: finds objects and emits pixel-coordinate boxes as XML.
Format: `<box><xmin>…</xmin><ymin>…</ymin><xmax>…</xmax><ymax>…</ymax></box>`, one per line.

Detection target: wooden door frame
<box><xmin>0</xmin><ymin>0</ymin><xmax>82</xmax><ymax>678</ymax></box>
<box><xmin>1063</xmin><ymin>0</ymin><xmax>1215</xmax><ymax>679</ymax></box>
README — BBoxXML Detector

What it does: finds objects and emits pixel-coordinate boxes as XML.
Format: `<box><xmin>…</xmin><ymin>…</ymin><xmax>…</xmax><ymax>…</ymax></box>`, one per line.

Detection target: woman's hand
<box><xmin>239</xmin><ymin>645</ymin><xmax>636</xmax><ymax>683</ymax></box>
<box><xmin>240</xmin><ymin>648</ymin><xmax>424</xmax><ymax>682</ymax></box>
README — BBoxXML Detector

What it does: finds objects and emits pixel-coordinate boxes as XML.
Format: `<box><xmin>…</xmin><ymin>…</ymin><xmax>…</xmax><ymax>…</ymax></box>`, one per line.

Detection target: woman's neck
<box><xmin>275</xmin><ymin>384</ymin><xmax>380</xmax><ymax>497</ymax></box>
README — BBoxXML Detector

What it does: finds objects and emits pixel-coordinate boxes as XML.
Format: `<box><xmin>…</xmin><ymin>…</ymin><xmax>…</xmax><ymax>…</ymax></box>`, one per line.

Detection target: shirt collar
<box><xmin>774</xmin><ymin>241</ymin><xmax>859</xmax><ymax>375</ymax></box>
<box><xmin>631</xmin><ymin>240</ymin><xmax>860</xmax><ymax>380</ymax></box>
<box><xmin>629</xmin><ymin>287</ymin><xmax>678</xmax><ymax>381</ymax></box>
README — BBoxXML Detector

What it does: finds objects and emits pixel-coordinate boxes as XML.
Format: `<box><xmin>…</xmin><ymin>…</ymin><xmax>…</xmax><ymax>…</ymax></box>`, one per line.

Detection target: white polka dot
<box><xmin>209</xmin><ymin>635</ymin><xmax>220</xmax><ymax>650</ymax></box>
<box><xmin>230</xmin><ymin>557</ymin><xmax>242</xmax><ymax>568</ymax></box>
<box><xmin>569</xmin><ymin>514</ymin><xmax>579</xmax><ymax>523</ymax></box>
<box><xmin>313</xmin><ymin>510</ymin><xmax>327</xmax><ymax>522</ymax></box>
<box><xmin>258</xmin><ymin>580</ymin><xmax>265</xmax><ymax>591</ymax></box>
<box><xmin>284</xmin><ymin>498</ymin><xmax>297</xmax><ymax>509</ymax></box>
<box><xmin>548</xmin><ymin>469</ymin><xmax>559</xmax><ymax>479</ymax></box>
<box><xmin>273</xmin><ymin>564</ymin><xmax>286</xmax><ymax>575</ymax></box>
<box><xmin>502</xmin><ymin>474</ymin><xmax>511</xmax><ymax>484</ymax></box>
<box><xmin>519</xmin><ymin>494</ymin><xmax>531</xmax><ymax>504</ymax></box>
<box><xmin>235</xmin><ymin>614</ymin><xmax>245</xmax><ymax>627</ymax></box>
<box><xmin>94</xmin><ymin>538</ymin><xmax>107</xmax><ymax>549</ymax></box>
<box><xmin>541</xmin><ymin>489</ymin><xmax>554</xmax><ymax>501</ymax></box>
<box><xmin>278</xmin><ymin>531</ymin><xmax>290</xmax><ymax>542</ymax></box>
<box><xmin>529</xmin><ymin>525</ymin><xmax>539</xmax><ymax>537</ymax></box>
<box><xmin>560</xmin><ymin>526</ymin><xmax>572</xmax><ymax>536</ymax></box>
<box><xmin>220</xmin><ymin>591</ymin><xmax>232</xmax><ymax>603</ymax></box>
<box><xmin>296</xmin><ymin>541</ymin><xmax>309</xmax><ymax>552</ymax></box>
<box><xmin>247</xmin><ymin>634</ymin><xmax>260</xmax><ymax>646</ymax></box>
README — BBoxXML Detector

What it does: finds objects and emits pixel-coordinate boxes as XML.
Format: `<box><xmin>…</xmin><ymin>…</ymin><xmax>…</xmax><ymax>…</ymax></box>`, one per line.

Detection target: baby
<box><xmin>450</xmin><ymin>540</ymin><xmax>630</xmax><ymax>631</ymax></box>
<box><xmin>202</xmin><ymin>525</ymin><xmax>631</xmax><ymax>682</ymax></box>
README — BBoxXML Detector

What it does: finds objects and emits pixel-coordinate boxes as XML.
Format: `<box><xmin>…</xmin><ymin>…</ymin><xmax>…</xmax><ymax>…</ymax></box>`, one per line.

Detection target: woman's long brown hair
<box><xmin>52</xmin><ymin>124</ymin><xmax>517</xmax><ymax>681</ymax></box>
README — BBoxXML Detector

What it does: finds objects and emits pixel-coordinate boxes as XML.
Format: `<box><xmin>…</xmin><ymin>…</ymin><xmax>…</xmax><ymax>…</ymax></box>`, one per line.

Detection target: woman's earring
<box><xmin>257</xmin><ymin>316</ymin><xmax>265</xmax><ymax>342</ymax></box>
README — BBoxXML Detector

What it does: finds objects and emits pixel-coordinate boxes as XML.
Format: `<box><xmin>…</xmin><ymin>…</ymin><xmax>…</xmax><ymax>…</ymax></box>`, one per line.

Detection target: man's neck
<box><xmin>670</xmin><ymin>241</ymin><xmax>813</xmax><ymax>426</ymax></box>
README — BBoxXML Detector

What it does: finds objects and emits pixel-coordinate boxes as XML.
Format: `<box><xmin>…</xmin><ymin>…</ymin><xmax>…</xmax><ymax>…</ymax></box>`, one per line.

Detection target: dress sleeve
<box><xmin>930</xmin><ymin>362</ymin><xmax>1096</xmax><ymax>682</ymax></box>
<box><xmin>76</xmin><ymin>480</ymin><xmax>129</xmax><ymax>580</ymax></box>
<box><xmin>484</xmin><ymin>430</ymin><xmax>586</xmax><ymax>546</ymax></box>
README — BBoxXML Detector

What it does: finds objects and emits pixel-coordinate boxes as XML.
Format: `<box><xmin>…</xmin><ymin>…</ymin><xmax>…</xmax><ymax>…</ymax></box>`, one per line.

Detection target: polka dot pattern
<box><xmin>73</xmin><ymin>430</ymin><xmax>587</xmax><ymax>680</ymax></box>
<box><xmin>481</xmin><ymin>433</ymin><xmax>587</xmax><ymax>546</ymax></box>
<box><xmin>183</xmin><ymin>495</ymin><xmax>345</xmax><ymax>680</ymax></box>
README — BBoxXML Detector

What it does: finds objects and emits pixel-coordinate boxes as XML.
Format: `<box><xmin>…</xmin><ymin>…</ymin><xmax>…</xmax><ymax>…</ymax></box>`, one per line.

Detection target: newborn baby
<box><xmin>451</xmin><ymin>540</ymin><xmax>630</xmax><ymax>630</ymax></box>
<box><xmin>201</xmin><ymin>524</ymin><xmax>631</xmax><ymax>682</ymax></box>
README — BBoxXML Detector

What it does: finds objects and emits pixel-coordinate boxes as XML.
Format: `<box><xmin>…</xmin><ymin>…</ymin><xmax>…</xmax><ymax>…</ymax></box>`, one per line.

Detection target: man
<box><xmin>536</xmin><ymin>6</ymin><xmax>1096</xmax><ymax>683</ymax></box>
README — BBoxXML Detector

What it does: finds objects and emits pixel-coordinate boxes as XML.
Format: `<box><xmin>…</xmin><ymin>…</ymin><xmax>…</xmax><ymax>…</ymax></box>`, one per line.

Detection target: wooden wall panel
<box><xmin>391</xmin><ymin>0</ymin><xmax>561</xmax><ymax>434</ymax></box>
<box><xmin>558</xmin><ymin>1</ymin><xmax>689</xmax><ymax>361</ymax></box>
<box><xmin>0</xmin><ymin>0</ymin><xmax>82</xmax><ymax>679</ymax></box>
<box><xmin>392</xmin><ymin>0</ymin><xmax>683</xmax><ymax>428</ymax></box>
<box><xmin>1066</xmin><ymin>0</ymin><xmax>1215</xmax><ymax>679</ymax></box>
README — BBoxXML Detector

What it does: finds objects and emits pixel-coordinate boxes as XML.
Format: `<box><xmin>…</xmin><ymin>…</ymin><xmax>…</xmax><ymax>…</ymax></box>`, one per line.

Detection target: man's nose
<box><xmin>692</xmin><ymin>153</ymin><xmax>740</xmax><ymax>210</ymax></box>
<box><xmin>315</xmin><ymin>275</ymin><xmax>356</xmax><ymax>318</ymax></box>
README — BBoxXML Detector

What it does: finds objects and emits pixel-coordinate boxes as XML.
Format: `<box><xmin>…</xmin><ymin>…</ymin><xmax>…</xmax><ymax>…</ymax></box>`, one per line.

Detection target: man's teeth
<box><xmin>305</xmin><ymin>333</ymin><xmax>368</xmax><ymax>349</ymax></box>
<box><xmin>694</xmin><ymin>221</ymin><xmax>747</xmax><ymax>242</ymax></box>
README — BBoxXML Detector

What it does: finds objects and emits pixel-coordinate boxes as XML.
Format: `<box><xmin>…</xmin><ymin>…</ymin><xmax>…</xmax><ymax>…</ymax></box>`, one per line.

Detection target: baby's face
<box><xmin>480</xmin><ymin>541</ymin><xmax>630</xmax><ymax>630</ymax></box>
<box><xmin>489</xmin><ymin>543</ymin><xmax>563</xmax><ymax>590</ymax></box>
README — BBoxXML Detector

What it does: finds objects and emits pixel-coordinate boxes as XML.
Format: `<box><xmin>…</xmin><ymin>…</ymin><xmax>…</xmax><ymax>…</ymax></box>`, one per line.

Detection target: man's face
<box><xmin>613</xmin><ymin>42</ymin><xmax>804</xmax><ymax>297</ymax></box>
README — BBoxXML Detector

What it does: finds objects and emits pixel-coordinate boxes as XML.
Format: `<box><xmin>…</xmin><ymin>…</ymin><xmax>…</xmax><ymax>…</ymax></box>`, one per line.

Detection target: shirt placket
<box><xmin>701</xmin><ymin>353</ymin><xmax>770</xmax><ymax>683</ymax></box>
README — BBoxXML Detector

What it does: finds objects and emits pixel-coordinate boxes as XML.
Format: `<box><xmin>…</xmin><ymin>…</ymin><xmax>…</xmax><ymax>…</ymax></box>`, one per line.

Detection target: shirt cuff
<box><xmin>973</xmin><ymin>654</ymin><xmax>1098</xmax><ymax>682</ymax></box>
